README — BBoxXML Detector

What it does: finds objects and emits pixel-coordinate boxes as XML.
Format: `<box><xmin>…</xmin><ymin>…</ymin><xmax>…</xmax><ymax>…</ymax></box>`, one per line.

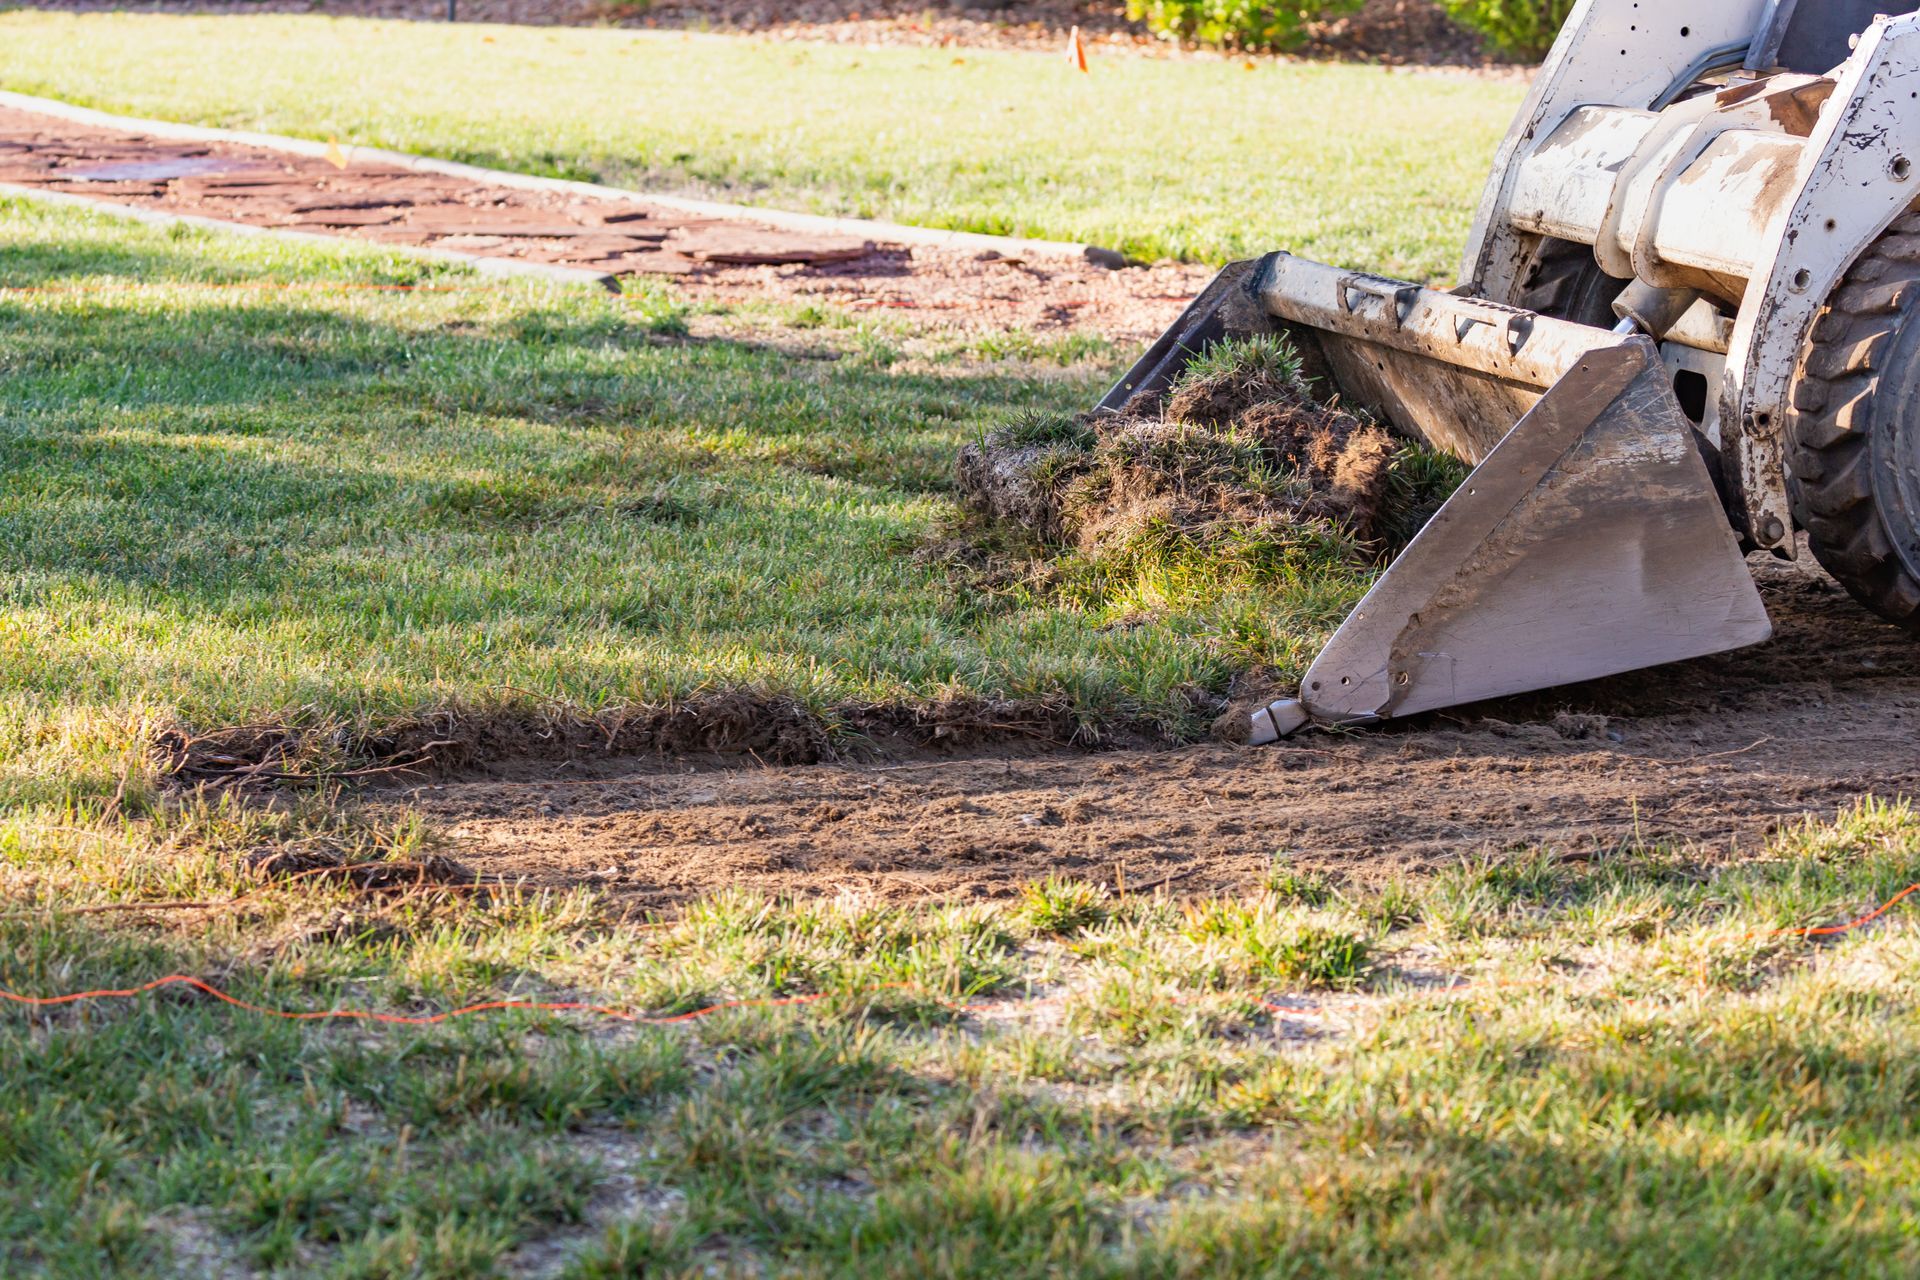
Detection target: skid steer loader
<box><xmin>1105</xmin><ymin>0</ymin><xmax>1920</xmax><ymax>742</ymax></box>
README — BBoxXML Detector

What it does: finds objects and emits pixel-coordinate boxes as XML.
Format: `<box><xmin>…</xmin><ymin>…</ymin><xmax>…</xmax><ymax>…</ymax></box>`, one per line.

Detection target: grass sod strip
<box><xmin>956</xmin><ymin>335</ymin><xmax>1467</xmax><ymax>694</ymax></box>
<box><xmin>0</xmin><ymin>11</ymin><xmax>1524</xmax><ymax>275</ymax></box>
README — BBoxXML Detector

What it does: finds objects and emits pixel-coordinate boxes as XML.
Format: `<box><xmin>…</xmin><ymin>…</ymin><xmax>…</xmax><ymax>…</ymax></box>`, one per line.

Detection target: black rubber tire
<box><xmin>1788</xmin><ymin>212</ymin><xmax>1920</xmax><ymax>631</ymax></box>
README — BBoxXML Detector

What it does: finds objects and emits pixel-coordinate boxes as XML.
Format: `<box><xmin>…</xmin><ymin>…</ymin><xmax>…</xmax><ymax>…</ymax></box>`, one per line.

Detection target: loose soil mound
<box><xmin>156</xmin><ymin>692</ymin><xmax>1137</xmax><ymax>787</ymax></box>
<box><xmin>247</xmin><ymin>845</ymin><xmax>478</xmax><ymax>888</ymax></box>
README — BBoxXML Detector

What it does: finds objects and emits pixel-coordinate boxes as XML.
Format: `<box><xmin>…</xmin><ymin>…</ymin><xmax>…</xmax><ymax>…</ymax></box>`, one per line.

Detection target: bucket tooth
<box><xmin>1262</xmin><ymin>338</ymin><xmax>1772</xmax><ymax>733</ymax></box>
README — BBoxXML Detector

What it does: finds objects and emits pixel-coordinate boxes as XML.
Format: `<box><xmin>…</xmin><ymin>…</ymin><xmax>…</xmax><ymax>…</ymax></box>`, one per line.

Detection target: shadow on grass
<box><xmin>0</xmin><ymin>229</ymin><xmax>1201</xmax><ymax>773</ymax></box>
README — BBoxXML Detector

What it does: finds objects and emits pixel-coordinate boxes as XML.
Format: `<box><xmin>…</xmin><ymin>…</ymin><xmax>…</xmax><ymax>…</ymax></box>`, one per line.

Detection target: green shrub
<box><xmin>1438</xmin><ymin>0</ymin><xmax>1574</xmax><ymax>59</ymax></box>
<box><xmin>1126</xmin><ymin>0</ymin><xmax>1364</xmax><ymax>52</ymax></box>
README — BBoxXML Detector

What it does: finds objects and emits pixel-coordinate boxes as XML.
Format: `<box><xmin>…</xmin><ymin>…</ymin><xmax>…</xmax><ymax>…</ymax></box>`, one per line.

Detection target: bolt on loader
<box><xmin>1104</xmin><ymin>0</ymin><xmax>1920</xmax><ymax>741</ymax></box>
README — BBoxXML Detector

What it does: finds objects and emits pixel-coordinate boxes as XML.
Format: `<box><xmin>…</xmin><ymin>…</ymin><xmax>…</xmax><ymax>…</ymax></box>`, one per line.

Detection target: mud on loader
<box><xmin>1105</xmin><ymin>0</ymin><xmax>1920</xmax><ymax>741</ymax></box>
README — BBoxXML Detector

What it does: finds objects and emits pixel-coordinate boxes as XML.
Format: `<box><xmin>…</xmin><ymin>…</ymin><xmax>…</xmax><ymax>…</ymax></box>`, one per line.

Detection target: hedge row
<box><xmin>1124</xmin><ymin>0</ymin><xmax>1575</xmax><ymax>59</ymax></box>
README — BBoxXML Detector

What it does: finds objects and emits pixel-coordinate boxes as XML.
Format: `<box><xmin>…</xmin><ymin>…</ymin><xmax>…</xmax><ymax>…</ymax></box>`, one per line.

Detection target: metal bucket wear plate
<box><xmin>1259</xmin><ymin>339</ymin><xmax>1772</xmax><ymax>735</ymax></box>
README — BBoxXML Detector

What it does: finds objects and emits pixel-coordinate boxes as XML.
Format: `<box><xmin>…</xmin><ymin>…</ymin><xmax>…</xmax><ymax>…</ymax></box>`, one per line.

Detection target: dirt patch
<box><xmin>370</xmin><ymin>554</ymin><xmax>1920</xmax><ymax>909</ymax></box>
<box><xmin>145</xmin><ymin>1208</ymin><xmax>254</xmax><ymax>1280</ymax></box>
<box><xmin>156</xmin><ymin>693</ymin><xmax>841</xmax><ymax>781</ymax></box>
<box><xmin>691</xmin><ymin>247</ymin><xmax>1211</xmax><ymax>344</ymax></box>
<box><xmin>0</xmin><ymin>104</ymin><xmax>1213</xmax><ymax>343</ymax></box>
<box><xmin>245</xmin><ymin>844</ymin><xmax>479</xmax><ymax>888</ymax></box>
<box><xmin>155</xmin><ymin>691</ymin><xmax>1153</xmax><ymax>789</ymax></box>
<box><xmin>848</xmin><ymin>695</ymin><xmax>1093</xmax><ymax>752</ymax></box>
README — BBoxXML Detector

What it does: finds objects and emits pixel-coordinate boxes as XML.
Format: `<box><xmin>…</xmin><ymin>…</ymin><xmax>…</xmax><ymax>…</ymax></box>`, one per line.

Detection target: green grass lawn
<box><xmin>9</xmin><ymin>24</ymin><xmax>1920</xmax><ymax>1279</ymax></box>
<box><xmin>0</xmin><ymin>11</ymin><xmax>1523</xmax><ymax>274</ymax></box>
<box><xmin>11</xmin><ymin>783</ymin><xmax>1920</xmax><ymax>1277</ymax></box>
<box><xmin>0</xmin><ymin>198</ymin><xmax>1373</xmax><ymax>806</ymax></box>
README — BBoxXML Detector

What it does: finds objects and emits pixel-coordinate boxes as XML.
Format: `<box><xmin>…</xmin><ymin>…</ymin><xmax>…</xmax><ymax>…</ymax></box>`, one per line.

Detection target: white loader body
<box><xmin>1102</xmin><ymin>0</ymin><xmax>1920</xmax><ymax>738</ymax></box>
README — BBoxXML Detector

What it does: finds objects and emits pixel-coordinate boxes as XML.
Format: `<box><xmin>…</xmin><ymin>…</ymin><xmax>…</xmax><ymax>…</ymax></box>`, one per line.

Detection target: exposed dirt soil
<box><xmin>695</xmin><ymin>248</ymin><xmax>1210</xmax><ymax>343</ymax></box>
<box><xmin>376</xmin><ymin>556</ymin><xmax>1920</xmax><ymax>909</ymax></box>
<box><xmin>0</xmin><ymin>104</ymin><xmax>1213</xmax><ymax>343</ymax></box>
<box><xmin>157</xmin><ymin>693</ymin><xmax>1124</xmax><ymax>789</ymax></box>
<box><xmin>18</xmin><ymin>0</ymin><xmax>1508</xmax><ymax>67</ymax></box>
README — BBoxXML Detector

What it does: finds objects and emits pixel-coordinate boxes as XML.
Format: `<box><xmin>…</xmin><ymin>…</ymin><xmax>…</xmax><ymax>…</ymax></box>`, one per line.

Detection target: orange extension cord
<box><xmin>0</xmin><ymin>975</ymin><xmax>1311</xmax><ymax>1026</ymax></box>
<box><xmin>0</xmin><ymin>279</ymin><xmax>488</xmax><ymax>294</ymax></box>
<box><xmin>3</xmin><ymin>884</ymin><xmax>1917</xmax><ymax>1030</ymax></box>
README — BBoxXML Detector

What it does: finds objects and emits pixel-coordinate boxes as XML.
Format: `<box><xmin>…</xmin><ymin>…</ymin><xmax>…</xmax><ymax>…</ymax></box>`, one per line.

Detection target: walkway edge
<box><xmin>0</xmin><ymin>180</ymin><xmax>622</xmax><ymax>288</ymax></box>
<box><xmin>0</xmin><ymin>89</ymin><xmax>1130</xmax><ymax>267</ymax></box>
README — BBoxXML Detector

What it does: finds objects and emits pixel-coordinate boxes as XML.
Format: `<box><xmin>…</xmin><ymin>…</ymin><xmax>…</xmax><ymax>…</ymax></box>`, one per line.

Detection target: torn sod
<box><xmin>960</xmin><ymin>336</ymin><xmax>1461</xmax><ymax>569</ymax></box>
<box><xmin>955</xmin><ymin>336</ymin><xmax>1465</xmax><ymax>706</ymax></box>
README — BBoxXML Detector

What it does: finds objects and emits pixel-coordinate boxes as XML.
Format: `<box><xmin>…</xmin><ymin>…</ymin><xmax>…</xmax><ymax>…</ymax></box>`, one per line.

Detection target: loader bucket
<box><xmin>1102</xmin><ymin>253</ymin><xmax>1774</xmax><ymax>741</ymax></box>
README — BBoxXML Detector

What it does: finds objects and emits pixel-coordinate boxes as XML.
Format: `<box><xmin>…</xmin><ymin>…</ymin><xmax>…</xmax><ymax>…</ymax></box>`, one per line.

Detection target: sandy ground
<box><xmin>383</xmin><ymin>556</ymin><xmax>1920</xmax><ymax>907</ymax></box>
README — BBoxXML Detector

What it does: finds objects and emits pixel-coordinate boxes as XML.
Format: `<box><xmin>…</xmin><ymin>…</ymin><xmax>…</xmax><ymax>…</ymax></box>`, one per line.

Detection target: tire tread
<box><xmin>1790</xmin><ymin>227</ymin><xmax>1920</xmax><ymax>629</ymax></box>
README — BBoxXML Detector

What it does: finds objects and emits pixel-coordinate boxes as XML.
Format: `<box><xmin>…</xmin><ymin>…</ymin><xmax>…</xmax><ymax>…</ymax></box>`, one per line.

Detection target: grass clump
<box><xmin>1161</xmin><ymin>330</ymin><xmax>1305</xmax><ymax>407</ymax></box>
<box><xmin>1019</xmin><ymin>876</ymin><xmax>1112</xmax><ymax>937</ymax></box>
<box><xmin>1256</xmin><ymin>922</ymin><xmax>1370</xmax><ymax>986</ymax></box>
<box><xmin>1186</xmin><ymin>899</ymin><xmax>1372</xmax><ymax>988</ymax></box>
<box><xmin>1264</xmin><ymin>863</ymin><xmax>1337</xmax><ymax>906</ymax></box>
<box><xmin>994</xmin><ymin>409</ymin><xmax>1099</xmax><ymax>453</ymax></box>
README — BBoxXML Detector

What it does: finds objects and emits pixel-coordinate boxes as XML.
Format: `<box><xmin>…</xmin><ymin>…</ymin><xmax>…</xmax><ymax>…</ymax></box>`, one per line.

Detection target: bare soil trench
<box><xmin>382</xmin><ymin>558</ymin><xmax>1920</xmax><ymax>908</ymax></box>
<box><xmin>0</xmin><ymin>104</ymin><xmax>1211</xmax><ymax>344</ymax></box>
